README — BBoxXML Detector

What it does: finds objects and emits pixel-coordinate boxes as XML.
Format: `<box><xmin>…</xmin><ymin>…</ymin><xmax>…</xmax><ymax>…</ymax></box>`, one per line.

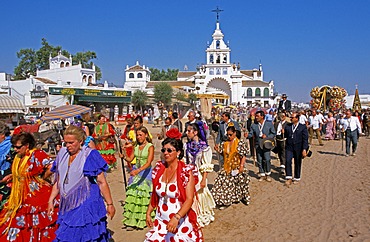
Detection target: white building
<box><xmin>36</xmin><ymin>51</ymin><xmax>96</xmax><ymax>86</ymax></box>
<box><xmin>345</xmin><ymin>94</ymin><xmax>370</xmax><ymax>109</ymax></box>
<box><xmin>177</xmin><ymin>19</ymin><xmax>275</xmax><ymax>107</ymax></box>
<box><xmin>123</xmin><ymin>61</ymin><xmax>151</xmax><ymax>91</ymax></box>
<box><xmin>8</xmin><ymin>52</ymin><xmax>132</xmax><ymax>114</ymax></box>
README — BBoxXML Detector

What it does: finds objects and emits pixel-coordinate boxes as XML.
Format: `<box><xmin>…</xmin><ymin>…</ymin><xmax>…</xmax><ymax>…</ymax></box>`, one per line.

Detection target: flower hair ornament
<box><xmin>166</xmin><ymin>128</ymin><xmax>182</xmax><ymax>140</ymax></box>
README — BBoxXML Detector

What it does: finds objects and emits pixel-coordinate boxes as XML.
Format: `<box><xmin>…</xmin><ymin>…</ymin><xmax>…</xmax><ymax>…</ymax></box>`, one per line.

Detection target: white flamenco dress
<box><xmin>185</xmin><ymin>143</ymin><xmax>216</xmax><ymax>227</ymax></box>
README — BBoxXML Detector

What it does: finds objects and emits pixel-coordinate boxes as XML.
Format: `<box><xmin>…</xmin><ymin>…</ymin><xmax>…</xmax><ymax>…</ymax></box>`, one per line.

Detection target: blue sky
<box><xmin>1</xmin><ymin>0</ymin><xmax>369</xmax><ymax>102</ymax></box>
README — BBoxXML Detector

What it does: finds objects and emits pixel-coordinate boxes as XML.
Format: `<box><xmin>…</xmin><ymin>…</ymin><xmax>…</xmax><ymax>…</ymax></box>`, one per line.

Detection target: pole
<box><xmin>115</xmin><ymin>128</ymin><xmax>128</xmax><ymax>189</ymax></box>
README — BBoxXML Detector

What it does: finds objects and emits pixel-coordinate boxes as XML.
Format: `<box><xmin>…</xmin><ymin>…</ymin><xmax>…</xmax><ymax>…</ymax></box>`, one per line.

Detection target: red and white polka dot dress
<box><xmin>145</xmin><ymin>179</ymin><xmax>198</xmax><ymax>241</ymax></box>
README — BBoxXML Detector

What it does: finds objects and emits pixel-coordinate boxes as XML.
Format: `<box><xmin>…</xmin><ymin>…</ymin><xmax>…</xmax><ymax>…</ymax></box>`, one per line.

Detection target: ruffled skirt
<box><xmin>196</xmin><ymin>184</ymin><xmax>215</xmax><ymax>227</ymax></box>
<box><xmin>0</xmin><ymin>183</ymin><xmax>58</xmax><ymax>242</ymax></box>
<box><xmin>211</xmin><ymin>168</ymin><xmax>250</xmax><ymax>206</ymax></box>
<box><xmin>123</xmin><ymin>166</ymin><xmax>152</xmax><ymax>228</ymax></box>
<box><xmin>54</xmin><ymin>185</ymin><xmax>110</xmax><ymax>242</ymax></box>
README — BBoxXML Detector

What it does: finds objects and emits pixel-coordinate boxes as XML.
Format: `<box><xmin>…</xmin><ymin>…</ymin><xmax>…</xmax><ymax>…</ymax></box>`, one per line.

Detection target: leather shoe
<box><xmin>265</xmin><ymin>176</ymin><xmax>272</xmax><ymax>182</ymax></box>
<box><xmin>285</xmin><ymin>179</ymin><xmax>292</xmax><ymax>186</ymax></box>
<box><xmin>258</xmin><ymin>177</ymin><xmax>265</xmax><ymax>182</ymax></box>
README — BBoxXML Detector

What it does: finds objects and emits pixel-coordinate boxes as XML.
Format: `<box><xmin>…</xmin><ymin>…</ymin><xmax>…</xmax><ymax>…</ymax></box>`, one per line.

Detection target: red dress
<box><xmin>0</xmin><ymin>149</ymin><xmax>58</xmax><ymax>242</ymax></box>
<box><xmin>92</xmin><ymin>123</ymin><xmax>117</xmax><ymax>166</ymax></box>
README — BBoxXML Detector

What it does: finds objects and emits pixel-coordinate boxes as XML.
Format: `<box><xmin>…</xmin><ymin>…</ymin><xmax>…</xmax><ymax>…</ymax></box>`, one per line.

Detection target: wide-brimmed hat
<box><xmin>259</xmin><ymin>137</ymin><xmax>276</xmax><ymax>150</ymax></box>
<box><xmin>282</xmin><ymin>94</ymin><xmax>288</xmax><ymax>98</ymax></box>
<box><xmin>304</xmin><ymin>146</ymin><xmax>312</xmax><ymax>158</ymax></box>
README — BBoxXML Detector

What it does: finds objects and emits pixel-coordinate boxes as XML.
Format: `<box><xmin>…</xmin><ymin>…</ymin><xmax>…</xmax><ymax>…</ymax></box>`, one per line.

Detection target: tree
<box><xmin>14</xmin><ymin>48</ymin><xmax>37</xmax><ymax>79</ymax></box>
<box><xmin>187</xmin><ymin>93</ymin><xmax>198</xmax><ymax>109</ymax></box>
<box><xmin>73</xmin><ymin>51</ymin><xmax>102</xmax><ymax>80</ymax></box>
<box><xmin>154</xmin><ymin>82</ymin><xmax>173</xmax><ymax>106</ymax></box>
<box><xmin>175</xmin><ymin>91</ymin><xmax>187</xmax><ymax>102</ymax></box>
<box><xmin>13</xmin><ymin>38</ymin><xmax>102</xmax><ymax>80</ymax></box>
<box><xmin>131</xmin><ymin>90</ymin><xmax>148</xmax><ymax>113</ymax></box>
<box><xmin>149</xmin><ymin>68</ymin><xmax>179</xmax><ymax>81</ymax></box>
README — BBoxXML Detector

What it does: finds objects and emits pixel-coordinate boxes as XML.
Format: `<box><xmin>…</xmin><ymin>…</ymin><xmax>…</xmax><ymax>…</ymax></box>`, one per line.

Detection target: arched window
<box><xmin>60</xmin><ymin>62</ymin><xmax>65</xmax><ymax>68</ymax></box>
<box><xmin>264</xmin><ymin>88</ymin><xmax>269</xmax><ymax>97</ymax></box>
<box><xmin>255</xmin><ymin>88</ymin><xmax>261</xmax><ymax>97</ymax></box>
<box><xmin>82</xmin><ymin>75</ymin><xmax>87</xmax><ymax>82</ymax></box>
<box><xmin>88</xmin><ymin>76</ymin><xmax>93</xmax><ymax>84</ymax></box>
<box><xmin>65</xmin><ymin>62</ymin><xmax>70</xmax><ymax>67</ymax></box>
<box><xmin>247</xmin><ymin>88</ymin><xmax>252</xmax><ymax>97</ymax></box>
<box><xmin>216</xmin><ymin>40</ymin><xmax>220</xmax><ymax>49</ymax></box>
<box><xmin>210</xmin><ymin>54</ymin><xmax>214</xmax><ymax>64</ymax></box>
<box><xmin>137</xmin><ymin>73</ymin><xmax>143</xmax><ymax>78</ymax></box>
<box><xmin>129</xmin><ymin>73</ymin><xmax>134</xmax><ymax>78</ymax></box>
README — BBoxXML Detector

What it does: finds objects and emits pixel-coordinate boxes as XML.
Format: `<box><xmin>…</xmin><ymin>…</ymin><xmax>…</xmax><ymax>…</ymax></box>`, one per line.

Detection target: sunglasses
<box><xmin>227</xmin><ymin>133</ymin><xmax>234</xmax><ymax>137</ymax></box>
<box><xmin>161</xmin><ymin>148</ymin><xmax>176</xmax><ymax>153</ymax></box>
<box><xmin>13</xmin><ymin>144</ymin><xmax>24</xmax><ymax>149</ymax></box>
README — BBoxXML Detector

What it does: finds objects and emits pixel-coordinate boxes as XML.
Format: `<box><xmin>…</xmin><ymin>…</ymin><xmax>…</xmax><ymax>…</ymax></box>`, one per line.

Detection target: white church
<box><xmin>124</xmin><ymin>10</ymin><xmax>276</xmax><ymax>107</ymax></box>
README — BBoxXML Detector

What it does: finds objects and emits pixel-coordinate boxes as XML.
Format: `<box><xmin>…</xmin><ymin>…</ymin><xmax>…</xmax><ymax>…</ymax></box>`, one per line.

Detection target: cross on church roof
<box><xmin>212</xmin><ymin>6</ymin><xmax>224</xmax><ymax>22</ymax></box>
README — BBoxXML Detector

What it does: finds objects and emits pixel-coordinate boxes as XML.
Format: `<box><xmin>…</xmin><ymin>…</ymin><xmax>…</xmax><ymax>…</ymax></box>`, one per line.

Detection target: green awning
<box><xmin>76</xmin><ymin>96</ymin><xmax>131</xmax><ymax>103</ymax></box>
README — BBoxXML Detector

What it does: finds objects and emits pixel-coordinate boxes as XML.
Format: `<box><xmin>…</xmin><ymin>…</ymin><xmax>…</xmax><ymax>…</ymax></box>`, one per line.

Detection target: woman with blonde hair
<box><xmin>48</xmin><ymin>125</ymin><xmax>115</xmax><ymax>241</ymax></box>
<box><xmin>121</xmin><ymin>126</ymin><xmax>154</xmax><ymax>230</ymax></box>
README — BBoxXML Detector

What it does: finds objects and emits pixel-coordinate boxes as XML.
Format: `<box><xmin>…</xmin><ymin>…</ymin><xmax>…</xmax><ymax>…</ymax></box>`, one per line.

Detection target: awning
<box><xmin>76</xmin><ymin>96</ymin><xmax>131</xmax><ymax>103</ymax></box>
<box><xmin>0</xmin><ymin>95</ymin><xmax>26</xmax><ymax>114</ymax></box>
<box><xmin>41</xmin><ymin>105</ymin><xmax>91</xmax><ymax>121</ymax></box>
<box><xmin>26</xmin><ymin>104</ymin><xmax>56</xmax><ymax>109</ymax></box>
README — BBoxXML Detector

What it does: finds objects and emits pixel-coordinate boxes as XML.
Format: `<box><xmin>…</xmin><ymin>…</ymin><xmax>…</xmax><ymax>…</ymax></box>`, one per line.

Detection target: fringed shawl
<box><xmin>0</xmin><ymin>149</ymin><xmax>41</xmax><ymax>226</ymax></box>
<box><xmin>150</xmin><ymin>160</ymin><xmax>202</xmax><ymax>238</ymax></box>
<box><xmin>223</xmin><ymin>137</ymin><xmax>241</xmax><ymax>174</ymax></box>
<box><xmin>55</xmin><ymin>146</ymin><xmax>92</xmax><ymax>214</ymax></box>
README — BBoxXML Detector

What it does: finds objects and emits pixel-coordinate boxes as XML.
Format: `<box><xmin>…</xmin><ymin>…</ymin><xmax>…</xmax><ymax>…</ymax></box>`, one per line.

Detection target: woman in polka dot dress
<box><xmin>145</xmin><ymin>137</ymin><xmax>203</xmax><ymax>242</ymax></box>
<box><xmin>212</xmin><ymin>126</ymin><xmax>250</xmax><ymax>209</ymax></box>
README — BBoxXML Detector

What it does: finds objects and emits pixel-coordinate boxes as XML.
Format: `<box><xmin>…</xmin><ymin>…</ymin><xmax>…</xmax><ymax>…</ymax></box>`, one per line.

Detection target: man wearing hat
<box><xmin>246</xmin><ymin>110</ymin><xmax>276</xmax><ymax>182</ymax></box>
<box><xmin>283</xmin><ymin>112</ymin><xmax>309</xmax><ymax>186</ymax></box>
<box><xmin>278</xmin><ymin>94</ymin><xmax>292</xmax><ymax>113</ymax></box>
<box><xmin>274</xmin><ymin>112</ymin><xmax>289</xmax><ymax>173</ymax></box>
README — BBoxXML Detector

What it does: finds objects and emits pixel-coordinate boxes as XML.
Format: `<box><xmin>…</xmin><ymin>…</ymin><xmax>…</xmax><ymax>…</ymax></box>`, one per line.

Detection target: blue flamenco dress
<box><xmin>51</xmin><ymin>146</ymin><xmax>111</xmax><ymax>242</ymax></box>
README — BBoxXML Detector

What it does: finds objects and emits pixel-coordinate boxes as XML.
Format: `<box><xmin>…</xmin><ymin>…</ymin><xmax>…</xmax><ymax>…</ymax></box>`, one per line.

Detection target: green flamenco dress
<box><xmin>123</xmin><ymin>143</ymin><xmax>153</xmax><ymax>229</ymax></box>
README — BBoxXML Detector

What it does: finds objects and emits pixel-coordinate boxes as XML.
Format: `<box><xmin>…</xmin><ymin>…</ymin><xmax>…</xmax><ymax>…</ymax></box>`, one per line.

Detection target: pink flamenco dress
<box><xmin>145</xmin><ymin>161</ymin><xmax>203</xmax><ymax>242</ymax></box>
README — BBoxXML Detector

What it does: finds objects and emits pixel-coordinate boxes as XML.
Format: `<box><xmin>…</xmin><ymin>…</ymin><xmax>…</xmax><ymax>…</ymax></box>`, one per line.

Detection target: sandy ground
<box><xmin>105</xmin><ymin>123</ymin><xmax>370</xmax><ymax>242</ymax></box>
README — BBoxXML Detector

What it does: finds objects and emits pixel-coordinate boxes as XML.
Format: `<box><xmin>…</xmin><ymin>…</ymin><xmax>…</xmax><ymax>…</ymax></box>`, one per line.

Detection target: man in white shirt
<box><xmin>299</xmin><ymin>110</ymin><xmax>308</xmax><ymax>126</ymax></box>
<box><xmin>340</xmin><ymin>110</ymin><xmax>362</xmax><ymax>156</ymax></box>
<box><xmin>308</xmin><ymin>109</ymin><xmax>324</xmax><ymax>146</ymax></box>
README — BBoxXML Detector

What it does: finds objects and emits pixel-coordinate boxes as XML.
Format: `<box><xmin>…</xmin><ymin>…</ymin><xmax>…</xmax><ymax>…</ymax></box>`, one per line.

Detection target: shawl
<box><xmin>185</xmin><ymin>140</ymin><xmax>208</xmax><ymax>165</ymax></box>
<box><xmin>55</xmin><ymin>146</ymin><xmax>92</xmax><ymax>214</ymax></box>
<box><xmin>150</xmin><ymin>160</ymin><xmax>200</xmax><ymax>236</ymax></box>
<box><xmin>0</xmin><ymin>136</ymin><xmax>12</xmax><ymax>171</ymax></box>
<box><xmin>223</xmin><ymin>137</ymin><xmax>241</xmax><ymax>174</ymax></box>
<box><xmin>0</xmin><ymin>149</ymin><xmax>41</xmax><ymax>225</ymax></box>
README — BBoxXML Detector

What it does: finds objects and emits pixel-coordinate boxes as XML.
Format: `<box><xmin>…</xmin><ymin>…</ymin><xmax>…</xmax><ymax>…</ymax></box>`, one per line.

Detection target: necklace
<box><xmin>163</xmin><ymin>166</ymin><xmax>177</xmax><ymax>203</ymax></box>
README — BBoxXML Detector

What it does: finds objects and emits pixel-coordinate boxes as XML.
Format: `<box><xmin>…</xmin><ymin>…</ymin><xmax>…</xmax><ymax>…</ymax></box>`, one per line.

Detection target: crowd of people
<box><xmin>0</xmin><ymin>96</ymin><xmax>367</xmax><ymax>241</ymax></box>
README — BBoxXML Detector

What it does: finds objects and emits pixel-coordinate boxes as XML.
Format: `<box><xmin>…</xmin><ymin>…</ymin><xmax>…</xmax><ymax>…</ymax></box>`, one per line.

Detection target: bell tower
<box><xmin>206</xmin><ymin>7</ymin><xmax>231</xmax><ymax>66</ymax></box>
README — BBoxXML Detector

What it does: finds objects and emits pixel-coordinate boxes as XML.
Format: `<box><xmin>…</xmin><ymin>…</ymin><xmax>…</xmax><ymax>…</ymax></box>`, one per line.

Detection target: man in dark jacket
<box><xmin>278</xmin><ymin>94</ymin><xmax>292</xmax><ymax>113</ymax></box>
<box><xmin>246</xmin><ymin>110</ymin><xmax>276</xmax><ymax>182</ymax></box>
<box><xmin>283</xmin><ymin>112</ymin><xmax>309</xmax><ymax>186</ymax></box>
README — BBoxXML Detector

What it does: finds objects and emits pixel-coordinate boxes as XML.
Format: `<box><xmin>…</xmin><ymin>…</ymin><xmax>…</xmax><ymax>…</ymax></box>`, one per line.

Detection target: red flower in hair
<box><xmin>166</xmin><ymin>128</ymin><xmax>182</xmax><ymax>140</ymax></box>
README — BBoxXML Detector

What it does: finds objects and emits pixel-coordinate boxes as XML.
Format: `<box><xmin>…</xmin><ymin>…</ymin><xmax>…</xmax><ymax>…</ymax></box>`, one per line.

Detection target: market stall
<box><xmin>0</xmin><ymin>95</ymin><xmax>26</xmax><ymax>129</ymax></box>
